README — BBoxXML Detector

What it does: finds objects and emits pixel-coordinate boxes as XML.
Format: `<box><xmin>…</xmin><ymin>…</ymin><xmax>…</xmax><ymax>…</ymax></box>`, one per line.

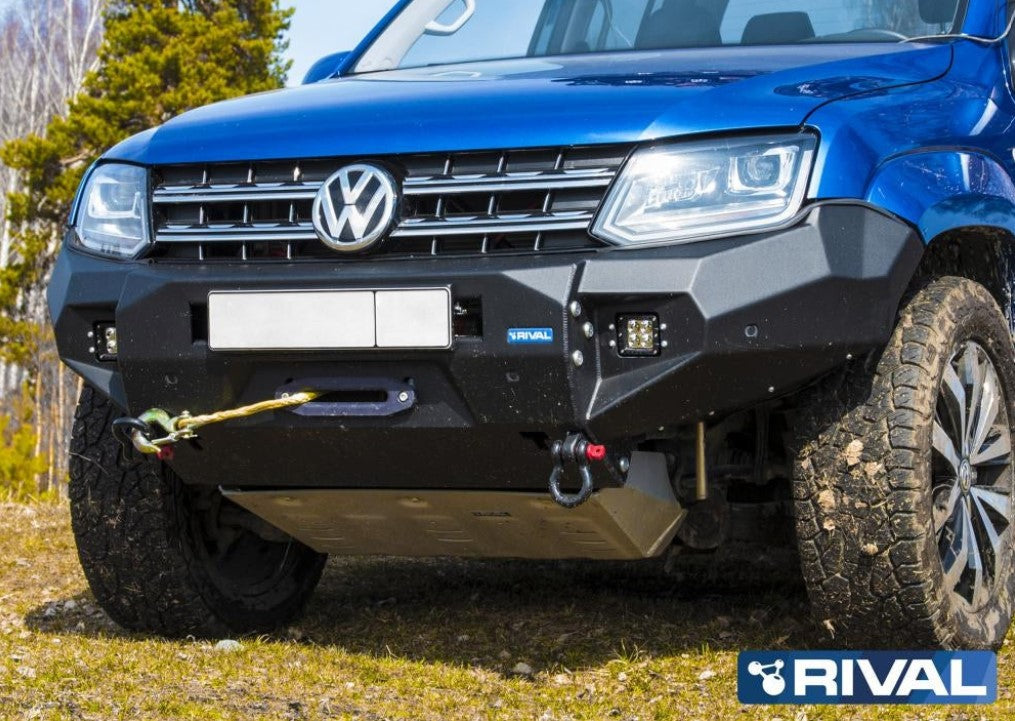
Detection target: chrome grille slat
<box><xmin>157</xmin><ymin>216</ymin><xmax>594</xmax><ymax>242</ymax></box>
<box><xmin>150</xmin><ymin>145</ymin><xmax>630</xmax><ymax>260</ymax></box>
<box><xmin>401</xmin><ymin>168</ymin><xmax>615</xmax><ymax>195</ymax></box>
<box><xmin>393</xmin><ymin>212</ymin><xmax>594</xmax><ymax>238</ymax></box>
<box><xmin>153</xmin><ymin>169</ymin><xmax>614</xmax><ymax>205</ymax></box>
<box><xmin>160</xmin><ymin>223</ymin><xmax>315</xmax><ymax>233</ymax></box>
<box><xmin>156</xmin><ymin>182</ymin><xmax>319</xmax><ymax>193</ymax></box>
<box><xmin>154</xmin><ymin>184</ymin><xmax>321</xmax><ymax>204</ymax></box>
<box><xmin>158</xmin><ymin>226</ymin><xmax>316</xmax><ymax>243</ymax></box>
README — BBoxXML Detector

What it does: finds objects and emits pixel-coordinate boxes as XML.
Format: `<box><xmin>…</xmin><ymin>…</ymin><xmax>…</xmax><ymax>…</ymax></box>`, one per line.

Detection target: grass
<box><xmin>0</xmin><ymin>501</ymin><xmax>1012</xmax><ymax>720</ymax></box>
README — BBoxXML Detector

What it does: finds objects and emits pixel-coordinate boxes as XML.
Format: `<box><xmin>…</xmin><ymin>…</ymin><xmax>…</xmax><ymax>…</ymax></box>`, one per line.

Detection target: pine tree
<box><xmin>0</xmin><ymin>0</ymin><xmax>293</xmax><ymax>369</ymax></box>
<box><xmin>0</xmin><ymin>0</ymin><xmax>292</xmax><ymax>497</ymax></box>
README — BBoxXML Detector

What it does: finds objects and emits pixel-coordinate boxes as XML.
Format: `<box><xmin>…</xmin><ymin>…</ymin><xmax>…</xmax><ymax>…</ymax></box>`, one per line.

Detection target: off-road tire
<box><xmin>68</xmin><ymin>385</ymin><xmax>327</xmax><ymax>637</ymax></box>
<box><xmin>793</xmin><ymin>277</ymin><xmax>1015</xmax><ymax>649</ymax></box>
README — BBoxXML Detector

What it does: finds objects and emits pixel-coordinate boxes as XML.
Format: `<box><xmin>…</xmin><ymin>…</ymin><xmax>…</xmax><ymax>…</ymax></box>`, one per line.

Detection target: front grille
<box><xmin>149</xmin><ymin>145</ymin><xmax>631</xmax><ymax>261</ymax></box>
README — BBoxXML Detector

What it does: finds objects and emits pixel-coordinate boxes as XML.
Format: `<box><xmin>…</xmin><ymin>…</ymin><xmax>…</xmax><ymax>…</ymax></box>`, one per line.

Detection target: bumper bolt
<box><xmin>569</xmin><ymin>301</ymin><xmax>583</xmax><ymax>318</ymax></box>
<box><xmin>582</xmin><ymin>322</ymin><xmax>595</xmax><ymax>339</ymax></box>
<box><xmin>572</xmin><ymin>350</ymin><xmax>585</xmax><ymax>367</ymax></box>
<box><xmin>398</xmin><ymin>391</ymin><xmax>410</xmax><ymax>403</ymax></box>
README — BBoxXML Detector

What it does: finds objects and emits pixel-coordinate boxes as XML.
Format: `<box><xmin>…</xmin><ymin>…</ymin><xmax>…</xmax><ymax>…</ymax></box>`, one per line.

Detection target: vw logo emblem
<box><xmin>312</xmin><ymin>164</ymin><xmax>398</xmax><ymax>252</ymax></box>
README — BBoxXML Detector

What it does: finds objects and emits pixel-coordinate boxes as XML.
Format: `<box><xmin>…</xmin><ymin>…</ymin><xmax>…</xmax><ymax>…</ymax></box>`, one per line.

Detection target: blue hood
<box><xmin>108</xmin><ymin>43</ymin><xmax>952</xmax><ymax>165</ymax></box>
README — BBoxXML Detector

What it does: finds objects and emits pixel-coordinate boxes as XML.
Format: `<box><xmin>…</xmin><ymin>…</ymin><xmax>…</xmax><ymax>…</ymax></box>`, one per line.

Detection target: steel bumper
<box><xmin>48</xmin><ymin>203</ymin><xmax>923</xmax><ymax>490</ymax></box>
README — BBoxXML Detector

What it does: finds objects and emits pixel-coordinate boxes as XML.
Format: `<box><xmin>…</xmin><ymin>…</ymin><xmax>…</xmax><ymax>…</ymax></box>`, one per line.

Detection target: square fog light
<box><xmin>616</xmin><ymin>314</ymin><xmax>661</xmax><ymax>357</ymax></box>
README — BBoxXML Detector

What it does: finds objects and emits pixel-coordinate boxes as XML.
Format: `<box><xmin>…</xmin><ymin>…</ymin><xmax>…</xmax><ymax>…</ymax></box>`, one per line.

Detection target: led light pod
<box><xmin>617</xmin><ymin>314</ymin><xmax>661</xmax><ymax>357</ymax></box>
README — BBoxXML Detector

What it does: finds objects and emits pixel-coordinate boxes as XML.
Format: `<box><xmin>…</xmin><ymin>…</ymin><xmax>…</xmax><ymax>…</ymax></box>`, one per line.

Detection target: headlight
<box><xmin>74</xmin><ymin>163</ymin><xmax>150</xmax><ymax>258</ymax></box>
<box><xmin>593</xmin><ymin>133</ymin><xmax>817</xmax><ymax>246</ymax></box>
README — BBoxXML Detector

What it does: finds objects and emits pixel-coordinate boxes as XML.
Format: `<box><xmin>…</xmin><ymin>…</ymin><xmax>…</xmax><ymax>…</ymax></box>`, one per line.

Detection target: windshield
<box><xmin>354</xmin><ymin>0</ymin><xmax>965</xmax><ymax>73</ymax></box>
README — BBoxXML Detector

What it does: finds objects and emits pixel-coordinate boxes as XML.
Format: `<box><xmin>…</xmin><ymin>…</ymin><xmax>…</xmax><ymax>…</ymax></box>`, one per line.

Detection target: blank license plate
<box><xmin>208</xmin><ymin>289</ymin><xmax>452</xmax><ymax>351</ymax></box>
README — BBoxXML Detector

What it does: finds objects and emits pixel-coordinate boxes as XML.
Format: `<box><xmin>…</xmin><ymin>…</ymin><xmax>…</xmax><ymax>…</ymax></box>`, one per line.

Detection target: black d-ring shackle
<box><xmin>548</xmin><ymin>433</ymin><xmax>607</xmax><ymax>509</ymax></box>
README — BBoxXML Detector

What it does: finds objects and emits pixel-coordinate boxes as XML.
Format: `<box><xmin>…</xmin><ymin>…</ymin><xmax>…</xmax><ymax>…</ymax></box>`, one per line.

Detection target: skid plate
<box><xmin>224</xmin><ymin>453</ymin><xmax>685</xmax><ymax>560</ymax></box>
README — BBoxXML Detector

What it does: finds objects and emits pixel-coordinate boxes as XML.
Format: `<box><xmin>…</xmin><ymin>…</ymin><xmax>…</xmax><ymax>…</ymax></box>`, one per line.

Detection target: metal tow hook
<box><xmin>548</xmin><ymin>433</ymin><xmax>607</xmax><ymax>509</ymax></box>
<box><xmin>111</xmin><ymin>392</ymin><xmax>321</xmax><ymax>460</ymax></box>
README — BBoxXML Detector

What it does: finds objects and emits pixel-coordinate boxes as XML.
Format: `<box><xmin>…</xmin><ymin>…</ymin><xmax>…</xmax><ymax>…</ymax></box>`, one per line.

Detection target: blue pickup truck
<box><xmin>49</xmin><ymin>0</ymin><xmax>1015</xmax><ymax>649</ymax></box>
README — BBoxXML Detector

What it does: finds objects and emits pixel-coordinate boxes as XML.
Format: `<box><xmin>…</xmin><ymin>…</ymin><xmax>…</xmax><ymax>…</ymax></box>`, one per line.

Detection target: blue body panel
<box><xmin>103</xmin><ymin>0</ymin><xmax>1015</xmax><ymax>247</ymax></box>
<box><xmin>106</xmin><ymin>45</ymin><xmax>952</xmax><ymax>164</ymax></box>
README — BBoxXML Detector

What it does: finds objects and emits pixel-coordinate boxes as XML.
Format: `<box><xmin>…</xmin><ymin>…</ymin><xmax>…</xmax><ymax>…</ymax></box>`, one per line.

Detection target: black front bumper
<box><xmin>49</xmin><ymin>204</ymin><xmax>923</xmax><ymax>490</ymax></box>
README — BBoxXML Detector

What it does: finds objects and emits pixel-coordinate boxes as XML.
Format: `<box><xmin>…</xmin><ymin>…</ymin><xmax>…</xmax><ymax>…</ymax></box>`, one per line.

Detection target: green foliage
<box><xmin>0</xmin><ymin>385</ymin><xmax>49</xmax><ymax>501</ymax></box>
<box><xmin>0</xmin><ymin>0</ymin><xmax>293</xmax><ymax>369</ymax></box>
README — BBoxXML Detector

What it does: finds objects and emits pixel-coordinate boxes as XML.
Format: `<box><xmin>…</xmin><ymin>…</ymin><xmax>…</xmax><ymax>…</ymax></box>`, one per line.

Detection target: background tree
<box><xmin>0</xmin><ymin>0</ymin><xmax>105</xmax><ymax>501</ymax></box>
<box><xmin>0</xmin><ymin>0</ymin><xmax>292</xmax><ymax>498</ymax></box>
<box><xmin>0</xmin><ymin>0</ymin><xmax>105</xmax><ymax>386</ymax></box>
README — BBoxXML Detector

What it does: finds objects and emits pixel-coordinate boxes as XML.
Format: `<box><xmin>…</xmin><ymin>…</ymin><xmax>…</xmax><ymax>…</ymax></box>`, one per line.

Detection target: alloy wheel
<box><xmin>932</xmin><ymin>341</ymin><xmax>1014</xmax><ymax>610</ymax></box>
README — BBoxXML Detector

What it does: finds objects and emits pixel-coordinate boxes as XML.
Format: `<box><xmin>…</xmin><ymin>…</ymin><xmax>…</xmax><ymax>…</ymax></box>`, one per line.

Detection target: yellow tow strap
<box><xmin>120</xmin><ymin>392</ymin><xmax>321</xmax><ymax>457</ymax></box>
<box><xmin>175</xmin><ymin>393</ymin><xmax>321</xmax><ymax>432</ymax></box>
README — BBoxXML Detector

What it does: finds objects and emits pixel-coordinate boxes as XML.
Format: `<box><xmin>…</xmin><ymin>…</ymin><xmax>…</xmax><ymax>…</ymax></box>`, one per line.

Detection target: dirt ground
<box><xmin>0</xmin><ymin>502</ymin><xmax>1011</xmax><ymax>720</ymax></box>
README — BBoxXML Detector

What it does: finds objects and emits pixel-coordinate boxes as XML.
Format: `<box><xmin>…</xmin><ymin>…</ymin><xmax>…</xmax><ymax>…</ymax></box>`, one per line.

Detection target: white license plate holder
<box><xmin>207</xmin><ymin>288</ymin><xmax>452</xmax><ymax>351</ymax></box>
